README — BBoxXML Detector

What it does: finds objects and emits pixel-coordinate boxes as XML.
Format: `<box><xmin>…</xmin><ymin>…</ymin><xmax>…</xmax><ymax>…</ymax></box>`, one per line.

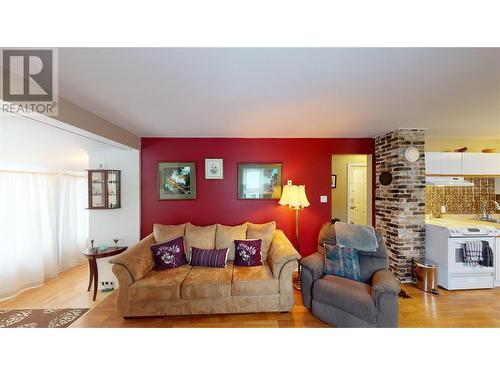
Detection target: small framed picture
<box><xmin>331</xmin><ymin>174</ymin><xmax>337</xmax><ymax>188</ymax></box>
<box><xmin>205</xmin><ymin>158</ymin><xmax>223</xmax><ymax>179</ymax></box>
<box><xmin>158</xmin><ymin>162</ymin><xmax>196</xmax><ymax>200</ymax></box>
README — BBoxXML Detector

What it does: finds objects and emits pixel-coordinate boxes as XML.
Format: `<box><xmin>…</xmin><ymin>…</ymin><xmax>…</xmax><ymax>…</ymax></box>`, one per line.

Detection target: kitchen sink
<box><xmin>474</xmin><ymin>218</ymin><xmax>500</xmax><ymax>223</ymax></box>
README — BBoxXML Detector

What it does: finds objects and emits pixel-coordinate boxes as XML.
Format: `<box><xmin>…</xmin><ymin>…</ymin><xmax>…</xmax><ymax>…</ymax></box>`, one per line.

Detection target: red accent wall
<box><xmin>141</xmin><ymin>138</ymin><xmax>375</xmax><ymax>257</ymax></box>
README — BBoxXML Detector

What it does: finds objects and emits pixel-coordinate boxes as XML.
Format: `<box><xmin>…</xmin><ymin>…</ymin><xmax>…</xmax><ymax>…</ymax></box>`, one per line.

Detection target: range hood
<box><xmin>425</xmin><ymin>176</ymin><xmax>474</xmax><ymax>187</ymax></box>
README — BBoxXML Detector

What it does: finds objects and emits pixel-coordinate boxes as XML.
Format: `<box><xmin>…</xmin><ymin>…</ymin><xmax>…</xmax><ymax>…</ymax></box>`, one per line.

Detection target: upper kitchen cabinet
<box><xmin>462</xmin><ymin>153</ymin><xmax>500</xmax><ymax>175</ymax></box>
<box><xmin>425</xmin><ymin>152</ymin><xmax>462</xmax><ymax>175</ymax></box>
<box><xmin>426</xmin><ymin>152</ymin><xmax>500</xmax><ymax>176</ymax></box>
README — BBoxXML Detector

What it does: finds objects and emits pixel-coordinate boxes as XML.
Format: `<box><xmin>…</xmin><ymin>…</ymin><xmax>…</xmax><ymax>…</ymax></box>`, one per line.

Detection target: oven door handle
<box><xmin>452</xmin><ymin>240</ymin><xmax>489</xmax><ymax>246</ymax></box>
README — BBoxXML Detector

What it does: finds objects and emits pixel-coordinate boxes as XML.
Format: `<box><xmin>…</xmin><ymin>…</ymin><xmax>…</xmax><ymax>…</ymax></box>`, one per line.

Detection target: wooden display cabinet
<box><xmin>87</xmin><ymin>169</ymin><xmax>121</xmax><ymax>209</ymax></box>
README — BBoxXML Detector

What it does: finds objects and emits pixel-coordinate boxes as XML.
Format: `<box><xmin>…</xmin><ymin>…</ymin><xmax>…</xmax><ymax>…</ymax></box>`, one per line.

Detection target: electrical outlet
<box><xmin>100</xmin><ymin>281</ymin><xmax>115</xmax><ymax>291</ymax></box>
<box><xmin>320</xmin><ymin>195</ymin><xmax>328</xmax><ymax>203</ymax></box>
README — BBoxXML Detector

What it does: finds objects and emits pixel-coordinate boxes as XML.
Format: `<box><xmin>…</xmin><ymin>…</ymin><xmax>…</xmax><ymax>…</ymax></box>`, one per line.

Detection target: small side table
<box><xmin>81</xmin><ymin>246</ymin><xmax>127</xmax><ymax>301</ymax></box>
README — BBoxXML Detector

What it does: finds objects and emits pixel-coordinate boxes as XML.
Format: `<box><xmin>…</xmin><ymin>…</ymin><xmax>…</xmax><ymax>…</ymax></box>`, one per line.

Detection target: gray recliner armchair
<box><xmin>300</xmin><ymin>222</ymin><xmax>400</xmax><ymax>328</ymax></box>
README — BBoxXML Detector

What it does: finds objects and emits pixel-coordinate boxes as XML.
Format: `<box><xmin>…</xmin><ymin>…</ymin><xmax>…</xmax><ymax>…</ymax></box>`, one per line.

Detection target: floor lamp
<box><xmin>278</xmin><ymin>181</ymin><xmax>310</xmax><ymax>290</ymax></box>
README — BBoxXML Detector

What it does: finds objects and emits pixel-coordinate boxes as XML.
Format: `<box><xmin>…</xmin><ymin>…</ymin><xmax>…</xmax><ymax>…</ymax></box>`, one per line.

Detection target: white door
<box><xmin>347</xmin><ymin>164</ymin><xmax>367</xmax><ymax>225</ymax></box>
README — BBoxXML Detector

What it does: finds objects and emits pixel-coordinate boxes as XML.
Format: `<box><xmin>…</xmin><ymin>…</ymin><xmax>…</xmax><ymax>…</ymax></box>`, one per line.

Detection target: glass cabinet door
<box><xmin>90</xmin><ymin>171</ymin><xmax>106</xmax><ymax>208</ymax></box>
<box><xmin>107</xmin><ymin>170</ymin><xmax>120</xmax><ymax>208</ymax></box>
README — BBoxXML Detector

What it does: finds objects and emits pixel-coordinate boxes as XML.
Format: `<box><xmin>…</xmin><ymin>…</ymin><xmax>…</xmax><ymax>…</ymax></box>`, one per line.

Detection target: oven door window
<box><xmin>453</xmin><ymin>239</ymin><xmax>491</xmax><ymax>266</ymax></box>
<box><xmin>455</xmin><ymin>246</ymin><xmax>465</xmax><ymax>264</ymax></box>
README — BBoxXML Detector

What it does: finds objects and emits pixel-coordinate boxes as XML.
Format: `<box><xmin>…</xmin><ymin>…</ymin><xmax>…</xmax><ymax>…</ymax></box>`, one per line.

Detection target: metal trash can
<box><xmin>412</xmin><ymin>258</ymin><xmax>439</xmax><ymax>294</ymax></box>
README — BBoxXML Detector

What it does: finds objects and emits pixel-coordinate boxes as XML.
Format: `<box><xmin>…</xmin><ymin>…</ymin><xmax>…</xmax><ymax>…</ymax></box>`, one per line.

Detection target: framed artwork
<box><xmin>331</xmin><ymin>174</ymin><xmax>337</xmax><ymax>188</ymax></box>
<box><xmin>238</xmin><ymin>163</ymin><xmax>282</xmax><ymax>199</ymax></box>
<box><xmin>205</xmin><ymin>158</ymin><xmax>223</xmax><ymax>179</ymax></box>
<box><xmin>157</xmin><ymin>162</ymin><xmax>196</xmax><ymax>200</ymax></box>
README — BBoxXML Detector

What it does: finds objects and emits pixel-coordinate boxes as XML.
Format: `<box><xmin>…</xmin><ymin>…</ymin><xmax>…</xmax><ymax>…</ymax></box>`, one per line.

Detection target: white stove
<box><xmin>425</xmin><ymin>223</ymin><xmax>498</xmax><ymax>290</ymax></box>
<box><xmin>447</xmin><ymin>226</ymin><xmax>498</xmax><ymax>237</ymax></box>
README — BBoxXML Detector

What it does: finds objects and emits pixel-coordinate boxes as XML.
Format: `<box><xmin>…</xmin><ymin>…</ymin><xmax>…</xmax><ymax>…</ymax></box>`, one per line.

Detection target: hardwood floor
<box><xmin>2</xmin><ymin>263</ymin><xmax>500</xmax><ymax>327</ymax></box>
<box><xmin>0</xmin><ymin>263</ymin><xmax>108</xmax><ymax>310</ymax></box>
<box><xmin>71</xmin><ymin>289</ymin><xmax>330</xmax><ymax>328</ymax></box>
<box><xmin>399</xmin><ymin>284</ymin><xmax>500</xmax><ymax>327</ymax></box>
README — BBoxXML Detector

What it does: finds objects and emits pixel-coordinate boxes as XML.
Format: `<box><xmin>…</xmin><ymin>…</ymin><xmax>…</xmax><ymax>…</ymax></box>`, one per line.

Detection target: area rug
<box><xmin>0</xmin><ymin>308</ymin><xmax>89</xmax><ymax>328</ymax></box>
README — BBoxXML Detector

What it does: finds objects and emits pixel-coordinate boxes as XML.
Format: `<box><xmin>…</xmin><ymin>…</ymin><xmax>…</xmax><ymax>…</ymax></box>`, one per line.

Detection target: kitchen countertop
<box><xmin>426</xmin><ymin>214</ymin><xmax>500</xmax><ymax>230</ymax></box>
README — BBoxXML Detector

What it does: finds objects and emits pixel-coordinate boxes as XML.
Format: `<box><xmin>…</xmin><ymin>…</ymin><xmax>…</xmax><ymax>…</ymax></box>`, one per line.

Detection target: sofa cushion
<box><xmin>232</xmin><ymin>263</ymin><xmax>279</xmax><ymax>296</ymax></box>
<box><xmin>185</xmin><ymin>223</ymin><xmax>217</xmax><ymax>261</ymax></box>
<box><xmin>181</xmin><ymin>262</ymin><xmax>234</xmax><ymax>299</ymax></box>
<box><xmin>129</xmin><ymin>264</ymin><xmax>192</xmax><ymax>302</ymax></box>
<box><xmin>246</xmin><ymin>221</ymin><xmax>276</xmax><ymax>261</ymax></box>
<box><xmin>151</xmin><ymin>236</ymin><xmax>188</xmax><ymax>270</ymax></box>
<box><xmin>234</xmin><ymin>239</ymin><xmax>263</xmax><ymax>267</ymax></box>
<box><xmin>190</xmin><ymin>247</ymin><xmax>229</xmax><ymax>268</ymax></box>
<box><xmin>313</xmin><ymin>275</ymin><xmax>377</xmax><ymax>324</ymax></box>
<box><xmin>153</xmin><ymin>223</ymin><xmax>187</xmax><ymax>243</ymax></box>
<box><xmin>215</xmin><ymin>223</ymin><xmax>247</xmax><ymax>261</ymax></box>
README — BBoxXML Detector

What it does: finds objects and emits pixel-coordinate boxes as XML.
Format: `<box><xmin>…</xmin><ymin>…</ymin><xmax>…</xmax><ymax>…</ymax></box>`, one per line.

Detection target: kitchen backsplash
<box><xmin>425</xmin><ymin>177</ymin><xmax>496</xmax><ymax>216</ymax></box>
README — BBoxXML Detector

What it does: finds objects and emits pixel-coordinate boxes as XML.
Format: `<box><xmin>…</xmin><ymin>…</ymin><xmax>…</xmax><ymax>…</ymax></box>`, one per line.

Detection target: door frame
<box><xmin>346</xmin><ymin>162</ymin><xmax>368</xmax><ymax>225</ymax></box>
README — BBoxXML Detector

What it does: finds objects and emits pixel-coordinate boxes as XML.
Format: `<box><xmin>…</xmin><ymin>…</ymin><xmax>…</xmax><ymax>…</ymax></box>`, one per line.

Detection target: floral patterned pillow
<box><xmin>151</xmin><ymin>236</ymin><xmax>188</xmax><ymax>270</ymax></box>
<box><xmin>234</xmin><ymin>239</ymin><xmax>263</xmax><ymax>267</ymax></box>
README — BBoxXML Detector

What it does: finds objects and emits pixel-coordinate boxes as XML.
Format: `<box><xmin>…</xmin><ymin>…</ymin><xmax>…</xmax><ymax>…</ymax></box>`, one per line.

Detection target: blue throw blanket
<box><xmin>333</xmin><ymin>222</ymin><xmax>378</xmax><ymax>252</ymax></box>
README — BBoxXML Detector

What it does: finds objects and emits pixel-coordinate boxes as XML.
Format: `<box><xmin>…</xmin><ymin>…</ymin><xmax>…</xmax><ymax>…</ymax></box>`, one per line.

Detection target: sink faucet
<box><xmin>494</xmin><ymin>201</ymin><xmax>500</xmax><ymax>211</ymax></box>
<box><xmin>480</xmin><ymin>200</ymin><xmax>500</xmax><ymax>220</ymax></box>
<box><xmin>480</xmin><ymin>201</ymin><xmax>491</xmax><ymax>220</ymax></box>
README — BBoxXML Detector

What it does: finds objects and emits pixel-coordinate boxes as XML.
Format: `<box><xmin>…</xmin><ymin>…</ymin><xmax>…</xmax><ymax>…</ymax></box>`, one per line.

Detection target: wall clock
<box><xmin>379</xmin><ymin>171</ymin><xmax>393</xmax><ymax>186</ymax></box>
<box><xmin>404</xmin><ymin>146</ymin><xmax>420</xmax><ymax>162</ymax></box>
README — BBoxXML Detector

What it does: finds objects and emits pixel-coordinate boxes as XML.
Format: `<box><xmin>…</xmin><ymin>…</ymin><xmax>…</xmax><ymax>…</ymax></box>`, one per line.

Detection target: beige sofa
<box><xmin>110</xmin><ymin>222</ymin><xmax>300</xmax><ymax>317</ymax></box>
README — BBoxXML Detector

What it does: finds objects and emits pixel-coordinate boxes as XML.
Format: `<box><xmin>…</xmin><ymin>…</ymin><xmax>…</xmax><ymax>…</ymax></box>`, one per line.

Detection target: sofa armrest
<box><xmin>371</xmin><ymin>269</ymin><xmax>400</xmax><ymax>327</ymax></box>
<box><xmin>267</xmin><ymin>229</ymin><xmax>301</xmax><ymax>278</ymax></box>
<box><xmin>111</xmin><ymin>264</ymin><xmax>134</xmax><ymax>317</ymax></box>
<box><xmin>300</xmin><ymin>253</ymin><xmax>324</xmax><ymax>281</ymax></box>
<box><xmin>109</xmin><ymin>233</ymin><xmax>155</xmax><ymax>281</ymax></box>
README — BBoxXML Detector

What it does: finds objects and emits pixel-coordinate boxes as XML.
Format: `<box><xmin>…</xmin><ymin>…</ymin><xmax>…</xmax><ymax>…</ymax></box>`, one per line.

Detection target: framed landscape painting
<box><xmin>238</xmin><ymin>163</ymin><xmax>282</xmax><ymax>199</ymax></box>
<box><xmin>158</xmin><ymin>162</ymin><xmax>196</xmax><ymax>200</ymax></box>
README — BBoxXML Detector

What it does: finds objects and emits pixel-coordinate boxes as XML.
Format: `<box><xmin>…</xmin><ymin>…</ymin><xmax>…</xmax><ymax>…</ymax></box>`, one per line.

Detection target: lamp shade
<box><xmin>279</xmin><ymin>184</ymin><xmax>310</xmax><ymax>209</ymax></box>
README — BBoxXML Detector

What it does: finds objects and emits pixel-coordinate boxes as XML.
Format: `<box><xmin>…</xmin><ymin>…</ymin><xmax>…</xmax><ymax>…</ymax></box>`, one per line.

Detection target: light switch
<box><xmin>320</xmin><ymin>195</ymin><xmax>328</xmax><ymax>203</ymax></box>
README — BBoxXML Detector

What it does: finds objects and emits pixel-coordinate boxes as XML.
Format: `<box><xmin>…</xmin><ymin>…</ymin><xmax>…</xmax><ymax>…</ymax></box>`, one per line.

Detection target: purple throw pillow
<box><xmin>190</xmin><ymin>247</ymin><xmax>229</xmax><ymax>268</ymax></box>
<box><xmin>151</xmin><ymin>236</ymin><xmax>188</xmax><ymax>270</ymax></box>
<box><xmin>234</xmin><ymin>239</ymin><xmax>263</xmax><ymax>267</ymax></box>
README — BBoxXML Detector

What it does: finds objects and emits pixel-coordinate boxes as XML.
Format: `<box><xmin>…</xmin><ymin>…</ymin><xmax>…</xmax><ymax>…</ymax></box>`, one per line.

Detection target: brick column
<box><xmin>375</xmin><ymin>129</ymin><xmax>426</xmax><ymax>283</ymax></box>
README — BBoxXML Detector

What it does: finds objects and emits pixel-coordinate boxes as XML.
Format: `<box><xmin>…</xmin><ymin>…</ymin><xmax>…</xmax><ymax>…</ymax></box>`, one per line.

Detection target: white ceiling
<box><xmin>58</xmin><ymin>48</ymin><xmax>500</xmax><ymax>139</ymax></box>
<box><xmin>0</xmin><ymin>114</ymin><xmax>115</xmax><ymax>171</ymax></box>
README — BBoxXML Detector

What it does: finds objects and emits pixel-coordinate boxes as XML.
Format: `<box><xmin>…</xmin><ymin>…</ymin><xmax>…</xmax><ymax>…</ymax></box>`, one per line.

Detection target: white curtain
<box><xmin>0</xmin><ymin>171</ymin><xmax>89</xmax><ymax>299</ymax></box>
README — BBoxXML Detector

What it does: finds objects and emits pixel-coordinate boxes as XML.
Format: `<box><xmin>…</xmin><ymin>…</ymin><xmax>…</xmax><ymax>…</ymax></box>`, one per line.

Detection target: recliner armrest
<box><xmin>109</xmin><ymin>233</ymin><xmax>155</xmax><ymax>281</ymax></box>
<box><xmin>371</xmin><ymin>269</ymin><xmax>400</xmax><ymax>302</ymax></box>
<box><xmin>268</xmin><ymin>229</ymin><xmax>301</xmax><ymax>278</ymax></box>
<box><xmin>299</xmin><ymin>253</ymin><xmax>324</xmax><ymax>309</ymax></box>
<box><xmin>300</xmin><ymin>253</ymin><xmax>324</xmax><ymax>281</ymax></box>
<box><xmin>371</xmin><ymin>269</ymin><xmax>400</xmax><ymax>327</ymax></box>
